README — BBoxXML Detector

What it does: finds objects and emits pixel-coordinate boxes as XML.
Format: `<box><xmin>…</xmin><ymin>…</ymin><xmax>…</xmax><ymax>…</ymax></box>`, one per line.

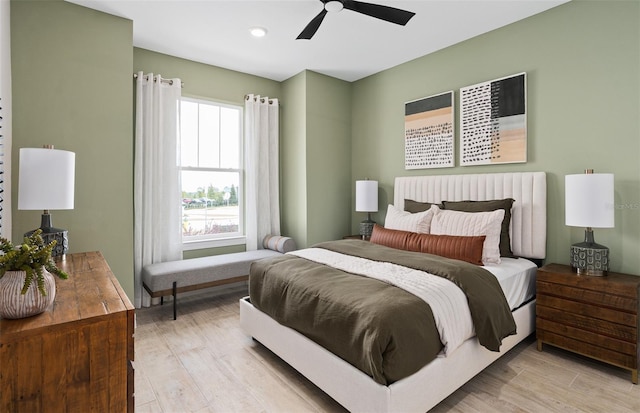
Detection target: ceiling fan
<box><xmin>297</xmin><ymin>0</ymin><xmax>416</xmax><ymax>40</ymax></box>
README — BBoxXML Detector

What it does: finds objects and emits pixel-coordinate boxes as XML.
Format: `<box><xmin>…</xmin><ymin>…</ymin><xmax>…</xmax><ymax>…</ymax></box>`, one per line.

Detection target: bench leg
<box><xmin>160</xmin><ymin>296</ymin><xmax>164</xmax><ymax>305</ymax></box>
<box><xmin>173</xmin><ymin>281</ymin><xmax>177</xmax><ymax>320</ymax></box>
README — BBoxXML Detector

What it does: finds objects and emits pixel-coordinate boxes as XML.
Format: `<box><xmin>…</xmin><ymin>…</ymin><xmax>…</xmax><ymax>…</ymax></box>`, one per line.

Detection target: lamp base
<box><xmin>359</xmin><ymin>219</ymin><xmax>375</xmax><ymax>239</ymax></box>
<box><xmin>24</xmin><ymin>212</ymin><xmax>69</xmax><ymax>257</ymax></box>
<box><xmin>570</xmin><ymin>229</ymin><xmax>609</xmax><ymax>276</ymax></box>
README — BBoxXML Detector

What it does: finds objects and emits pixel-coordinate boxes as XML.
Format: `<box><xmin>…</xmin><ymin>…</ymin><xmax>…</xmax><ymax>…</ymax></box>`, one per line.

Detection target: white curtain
<box><xmin>134</xmin><ymin>72</ymin><xmax>183</xmax><ymax>308</ymax></box>
<box><xmin>245</xmin><ymin>94</ymin><xmax>280</xmax><ymax>251</ymax></box>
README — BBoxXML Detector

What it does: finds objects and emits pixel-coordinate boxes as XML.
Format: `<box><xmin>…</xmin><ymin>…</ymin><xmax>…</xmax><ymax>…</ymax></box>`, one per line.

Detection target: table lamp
<box><xmin>356</xmin><ymin>179</ymin><xmax>378</xmax><ymax>239</ymax></box>
<box><xmin>18</xmin><ymin>146</ymin><xmax>75</xmax><ymax>256</ymax></box>
<box><xmin>565</xmin><ymin>169</ymin><xmax>614</xmax><ymax>276</ymax></box>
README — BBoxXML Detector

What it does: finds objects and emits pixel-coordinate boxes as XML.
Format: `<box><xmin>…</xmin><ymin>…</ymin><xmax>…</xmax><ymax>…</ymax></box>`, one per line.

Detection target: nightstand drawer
<box><xmin>537</xmin><ymin>280</ymin><xmax>638</xmax><ymax>312</ymax></box>
<box><xmin>536</xmin><ymin>306</ymin><xmax>637</xmax><ymax>348</ymax></box>
<box><xmin>537</xmin><ymin>330</ymin><xmax>637</xmax><ymax>370</ymax></box>
<box><xmin>537</xmin><ymin>316</ymin><xmax>637</xmax><ymax>353</ymax></box>
<box><xmin>537</xmin><ymin>294</ymin><xmax>637</xmax><ymax>328</ymax></box>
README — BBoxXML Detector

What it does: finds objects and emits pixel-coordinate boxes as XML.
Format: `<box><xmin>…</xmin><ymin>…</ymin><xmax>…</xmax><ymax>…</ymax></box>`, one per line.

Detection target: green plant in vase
<box><xmin>0</xmin><ymin>229</ymin><xmax>68</xmax><ymax>296</ymax></box>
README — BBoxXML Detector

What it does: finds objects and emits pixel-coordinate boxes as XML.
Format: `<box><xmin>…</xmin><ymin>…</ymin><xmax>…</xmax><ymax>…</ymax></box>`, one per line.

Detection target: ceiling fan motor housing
<box><xmin>325</xmin><ymin>1</ymin><xmax>344</xmax><ymax>12</ymax></box>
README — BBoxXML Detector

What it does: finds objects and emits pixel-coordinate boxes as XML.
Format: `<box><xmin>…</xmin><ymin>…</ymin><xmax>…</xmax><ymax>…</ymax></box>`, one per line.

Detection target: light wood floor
<box><xmin>134</xmin><ymin>287</ymin><xmax>640</xmax><ymax>412</ymax></box>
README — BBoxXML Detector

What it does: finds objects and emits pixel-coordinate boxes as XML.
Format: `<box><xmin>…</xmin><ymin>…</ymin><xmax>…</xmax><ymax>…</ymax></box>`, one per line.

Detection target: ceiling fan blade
<box><xmin>343</xmin><ymin>0</ymin><xmax>415</xmax><ymax>26</ymax></box>
<box><xmin>297</xmin><ymin>9</ymin><xmax>328</xmax><ymax>40</ymax></box>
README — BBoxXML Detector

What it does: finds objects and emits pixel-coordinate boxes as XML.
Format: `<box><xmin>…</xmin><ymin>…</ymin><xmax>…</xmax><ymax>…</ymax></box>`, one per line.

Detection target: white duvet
<box><xmin>289</xmin><ymin>248</ymin><xmax>474</xmax><ymax>356</ymax></box>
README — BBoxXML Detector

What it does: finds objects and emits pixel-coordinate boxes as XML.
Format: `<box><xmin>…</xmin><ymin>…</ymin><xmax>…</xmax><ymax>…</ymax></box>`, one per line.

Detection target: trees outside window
<box><xmin>179</xmin><ymin>98</ymin><xmax>243</xmax><ymax>245</ymax></box>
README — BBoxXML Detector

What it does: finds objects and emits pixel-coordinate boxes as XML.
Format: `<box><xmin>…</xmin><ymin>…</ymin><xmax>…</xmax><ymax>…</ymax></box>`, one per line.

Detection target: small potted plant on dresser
<box><xmin>0</xmin><ymin>229</ymin><xmax>69</xmax><ymax>319</ymax></box>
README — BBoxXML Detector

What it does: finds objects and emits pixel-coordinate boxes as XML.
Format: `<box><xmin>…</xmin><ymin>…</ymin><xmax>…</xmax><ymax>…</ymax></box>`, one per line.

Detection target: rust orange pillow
<box><xmin>370</xmin><ymin>224</ymin><xmax>486</xmax><ymax>265</ymax></box>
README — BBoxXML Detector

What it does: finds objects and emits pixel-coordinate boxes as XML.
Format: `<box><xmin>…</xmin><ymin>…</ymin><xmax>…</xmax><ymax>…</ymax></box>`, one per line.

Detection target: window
<box><xmin>179</xmin><ymin>97</ymin><xmax>243</xmax><ymax>247</ymax></box>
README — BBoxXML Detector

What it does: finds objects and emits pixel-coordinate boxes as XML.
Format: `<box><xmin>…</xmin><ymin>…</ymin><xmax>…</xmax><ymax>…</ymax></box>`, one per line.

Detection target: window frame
<box><xmin>179</xmin><ymin>96</ymin><xmax>245</xmax><ymax>250</ymax></box>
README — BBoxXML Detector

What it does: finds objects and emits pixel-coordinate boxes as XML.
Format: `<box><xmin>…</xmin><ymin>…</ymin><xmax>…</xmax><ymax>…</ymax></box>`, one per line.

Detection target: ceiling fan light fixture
<box><xmin>249</xmin><ymin>27</ymin><xmax>268</xmax><ymax>38</ymax></box>
<box><xmin>324</xmin><ymin>1</ymin><xmax>344</xmax><ymax>13</ymax></box>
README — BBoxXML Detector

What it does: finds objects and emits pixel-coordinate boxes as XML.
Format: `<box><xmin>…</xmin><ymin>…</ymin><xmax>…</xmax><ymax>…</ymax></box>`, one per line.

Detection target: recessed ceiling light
<box><xmin>250</xmin><ymin>27</ymin><xmax>267</xmax><ymax>38</ymax></box>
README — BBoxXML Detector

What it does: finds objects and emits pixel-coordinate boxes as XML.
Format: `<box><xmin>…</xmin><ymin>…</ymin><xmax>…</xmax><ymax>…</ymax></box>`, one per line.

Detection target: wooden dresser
<box><xmin>536</xmin><ymin>263</ymin><xmax>639</xmax><ymax>384</ymax></box>
<box><xmin>0</xmin><ymin>252</ymin><xmax>135</xmax><ymax>412</ymax></box>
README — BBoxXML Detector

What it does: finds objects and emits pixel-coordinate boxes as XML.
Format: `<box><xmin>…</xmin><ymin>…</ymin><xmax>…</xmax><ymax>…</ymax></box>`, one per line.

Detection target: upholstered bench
<box><xmin>142</xmin><ymin>236</ymin><xmax>295</xmax><ymax>319</ymax></box>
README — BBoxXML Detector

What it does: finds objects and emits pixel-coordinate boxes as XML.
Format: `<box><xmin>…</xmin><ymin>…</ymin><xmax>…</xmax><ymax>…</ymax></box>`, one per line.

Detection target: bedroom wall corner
<box><xmin>281</xmin><ymin>70</ymin><xmax>352</xmax><ymax>248</ymax></box>
<box><xmin>281</xmin><ymin>71</ymin><xmax>309</xmax><ymax>248</ymax></box>
<box><xmin>305</xmin><ymin>71</ymin><xmax>352</xmax><ymax>247</ymax></box>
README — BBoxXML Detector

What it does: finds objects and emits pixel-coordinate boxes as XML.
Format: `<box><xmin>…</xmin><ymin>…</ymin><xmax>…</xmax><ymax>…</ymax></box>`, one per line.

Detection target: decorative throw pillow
<box><xmin>370</xmin><ymin>224</ymin><xmax>414</xmax><ymax>251</ymax></box>
<box><xmin>442</xmin><ymin>199</ymin><xmax>515</xmax><ymax>258</ymax></box>
<box><xmin>430</xmin><ymin>206</ymin><xmax>505</xmax><ymax>264</ymax></box>
<box><xmin>370</xmin><ymin>225</ymin><xmax>486</xmax><ymax>265</ymax></box>
<box><xmin>262</xmin><ymin>235</ymin><xmax>296</xmax><ymax>253</ymax></box>
<box><xmin>404</xmin><ymin>199</ymin><xmax>441</xmax><ymax>213</ymax></box>
<box><xmin>384</xmin><ymin>204</ymin><xmax>433</xmax><ymax>234</ymax></box>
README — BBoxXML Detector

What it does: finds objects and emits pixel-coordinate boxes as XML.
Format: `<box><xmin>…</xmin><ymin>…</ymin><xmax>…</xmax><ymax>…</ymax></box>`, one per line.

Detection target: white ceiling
<box><xmin>66</xmin><ymin>0</ymin><xmax>569</xmax><ymax>82</ymax></box>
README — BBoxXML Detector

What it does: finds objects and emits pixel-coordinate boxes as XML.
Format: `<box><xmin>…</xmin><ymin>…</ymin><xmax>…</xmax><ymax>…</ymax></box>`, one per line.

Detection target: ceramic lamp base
<box><xmin>25</xmin><ymin>212</ymin><xmax>68</xmax><ymax>257</ymax></box>
<box><xmin>359</xmin><ymin>219</ymin><xmax>375</xmax><ymax>238</ymax></box>
<box><xmin>570</xmin><ymin>229</ymin><xmax>609</xmax><ymax>276</ymax></box>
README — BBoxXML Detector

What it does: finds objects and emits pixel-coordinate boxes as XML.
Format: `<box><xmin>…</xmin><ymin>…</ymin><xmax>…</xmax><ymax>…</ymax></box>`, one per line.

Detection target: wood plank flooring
<box><xmin>134</xmin><ymin>286</ymin><xmax>640</xmax><ymax>412</ymax></box>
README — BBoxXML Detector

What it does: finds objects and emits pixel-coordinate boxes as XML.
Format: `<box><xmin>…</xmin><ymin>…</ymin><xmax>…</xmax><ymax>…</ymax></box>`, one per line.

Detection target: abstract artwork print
<box><xmin>405</xmin><ymin>91</ymin><xmax>454</xmax><ymax>169</ymax></box>
<box><xmin>460</xmin><ymin>73</ymin><xmax>526</xmax><ymax>166</ymax></box>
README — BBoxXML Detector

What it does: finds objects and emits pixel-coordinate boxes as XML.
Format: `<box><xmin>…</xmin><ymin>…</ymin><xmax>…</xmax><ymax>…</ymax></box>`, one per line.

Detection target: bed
<box><xmin>240</xmin><ymin>171</ymin><xmax>546</xmax><ymax>412</ymax></box>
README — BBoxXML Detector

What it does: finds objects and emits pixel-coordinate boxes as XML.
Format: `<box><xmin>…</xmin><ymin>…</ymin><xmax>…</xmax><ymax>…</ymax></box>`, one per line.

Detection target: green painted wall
<box><xmin>281</xmin><ymin>71</ymin><xmax>308</xmax><ymax>247</ymax></box>
<box><xmin>350</xmin><ymin>0</ymin><xmax>640</xmax><ymax>274</ymax></box>
<box><xmin>134</xmin><ymin>48</ymin><xmax>281</xmax><ymax>110</ymax></box>
<box><xmin>11</xmin><ymin>0</ymin><xmax>135</xmax><ymax>297</ymax></box>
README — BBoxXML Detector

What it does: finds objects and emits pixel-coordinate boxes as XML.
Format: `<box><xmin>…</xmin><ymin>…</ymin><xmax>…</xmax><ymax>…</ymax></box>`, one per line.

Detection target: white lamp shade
<box><xmin>355</xmin><ymin>180</ymin><xmax>378</xmax><ymax>212</ymax></box>
<box><xmin>565</xmin><ymin>173</ymin><xmax>614</xmax><ymax>228</ymax></box>
<box><xmin>18</xmin><ymin>148</ymin><xmax>75</xmax><ymax>210</ymax></box>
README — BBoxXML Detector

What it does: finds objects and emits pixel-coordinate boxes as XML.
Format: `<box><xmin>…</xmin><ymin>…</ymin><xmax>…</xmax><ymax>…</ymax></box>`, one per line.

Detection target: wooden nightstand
<box><xmin>343</xmin><ymin>234</ymin><xmax>370</xmax><ymax>241</ymax></box>
<box><xmin>536</xmin><ymin>263</ymin><xmax>640</xmax><ymax>384</ymax></box>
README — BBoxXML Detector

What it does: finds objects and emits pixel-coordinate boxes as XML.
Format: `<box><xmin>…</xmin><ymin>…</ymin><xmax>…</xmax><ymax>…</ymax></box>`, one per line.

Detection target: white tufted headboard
<box><xmin>394</xmin><ymin>172</ymin><xmax>547</xmax><ymax>259</ymax></box>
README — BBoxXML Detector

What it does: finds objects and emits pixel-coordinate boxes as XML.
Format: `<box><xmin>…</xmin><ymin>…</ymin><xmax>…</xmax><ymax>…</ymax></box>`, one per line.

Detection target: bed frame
<box><xmin>240</xmin><ymin>171</ymin><xmax>547</xmax><ymax>412</ymax></box>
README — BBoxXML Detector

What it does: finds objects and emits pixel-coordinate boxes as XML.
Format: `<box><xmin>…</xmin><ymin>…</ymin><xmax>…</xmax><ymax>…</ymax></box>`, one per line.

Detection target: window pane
<box><xmin>179</xmin><ymin>98</ymin><xmax>243</xmax><ymax>244</ymax></box>
<box><xmin>198</xmin><ymin>104</ymin><xmax>220</xmax><ymax>168</ymax></box>
<box><xmin>180</xmin><ymin>100</ymin><xmax>199</xmax><ymax>167</ymax></box>
<box><xmin>220</xmin><ymin>107</ymin><xmax>240</xmax><ymax>169</ymax></box>
<box><xmin>181</xmin><ymin>170</ymin><xmax>240</xmax><ymax>237</ymax></box>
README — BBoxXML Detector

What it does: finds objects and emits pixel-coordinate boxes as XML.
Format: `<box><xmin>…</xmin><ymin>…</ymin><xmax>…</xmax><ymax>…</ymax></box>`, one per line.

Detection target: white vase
<box><xmin>0</xmin><ymin>269</ymin><xmax>56</xmax><ymax>319</ymax></box>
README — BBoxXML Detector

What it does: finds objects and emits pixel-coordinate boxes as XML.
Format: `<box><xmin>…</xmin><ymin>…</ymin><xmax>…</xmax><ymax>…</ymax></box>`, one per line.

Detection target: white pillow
<box><xmin>430</xmin><ymin>206</ymin><xmax>505</xmax><ymax>264</ymax></box>
<box><xmin>384</xmin><ymin>204</ymin><xmax>434</xmax><ymax>234</ymax></box>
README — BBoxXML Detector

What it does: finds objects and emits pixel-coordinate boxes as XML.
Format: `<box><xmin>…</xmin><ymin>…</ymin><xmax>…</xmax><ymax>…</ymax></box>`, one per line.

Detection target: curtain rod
<box><xmin>244</xmin><ymin>94</ymin><xmax>279</xmax><ymax>105</ymax></box>
<box><xmin>133</xmin><ymin>73</ymin><xmax>184</xmax><ymax>88</ymax></box>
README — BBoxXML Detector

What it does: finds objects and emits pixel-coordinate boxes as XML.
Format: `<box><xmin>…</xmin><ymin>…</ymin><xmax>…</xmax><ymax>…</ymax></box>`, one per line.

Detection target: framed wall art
<box><xmin>404</xmin><ymin>91</ymin><xmax>454</xmax><ymax>169</ymax></box>
<box><xmin>459</xmin><ymin>73</ymin><xmax>526</xmax><ymax>166</ymax></box>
